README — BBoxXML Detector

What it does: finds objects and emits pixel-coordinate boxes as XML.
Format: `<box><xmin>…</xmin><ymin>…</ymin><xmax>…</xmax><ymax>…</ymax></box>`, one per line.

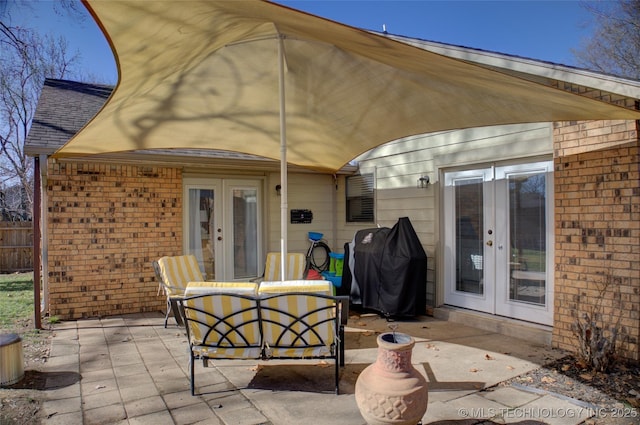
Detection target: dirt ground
<box><xmin>504</xmin><ymin>355</ymin><xmax>640</xmax><ymax>425</ymax></box>
<box><xmin>0</xmin><ymin>318</ymin><xmax>52</xmax><ymax>425</ymax></box>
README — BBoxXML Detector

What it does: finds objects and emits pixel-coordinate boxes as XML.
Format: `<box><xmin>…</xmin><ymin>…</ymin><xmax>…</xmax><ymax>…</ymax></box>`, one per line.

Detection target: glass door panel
<box><xmin>444</xmin><ymin>168</ymin><xmax>494</xmax><ymax>313</ymax></box>
<box><xmin>231</xmin><ymin>187</ymin><xmax>259</xmax><ymax>279</ymax></box>
<box><xmin>455</xmin><ymin>177</ymin><xmax>485</xmax><ymax>295</ymax></box>
<box><xmin>224</xmin><ymin>180</ymin><xmax>262</xmax><ymax>281</ymax></box>
<box><xmin>508</xmin><ymin>172</ymin><xmax>546</xmax><ymax>305</ymax></box>
<box><xmin>185</xmin><ymin>184</ymin><xmax>220</xmax><ymax>280</ymax></box>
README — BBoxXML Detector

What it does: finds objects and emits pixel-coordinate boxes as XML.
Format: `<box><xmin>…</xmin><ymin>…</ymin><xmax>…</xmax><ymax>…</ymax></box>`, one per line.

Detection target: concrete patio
<box><xmin>37</xmin><ymin>311</ymin><xmax>601</xmax><ymax>425</ymax></box>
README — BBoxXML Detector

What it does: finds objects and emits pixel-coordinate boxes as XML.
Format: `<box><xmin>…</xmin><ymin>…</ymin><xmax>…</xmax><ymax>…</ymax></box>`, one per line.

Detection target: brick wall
<box><xmin>553</xmin><ymin>119</ymin><xmax>640</xmax><ymax>361</ymax></box>
<box><xmin>46</xmin><ymin>162</ymin><xmax>183</xmax><ymax>319</ymax></box>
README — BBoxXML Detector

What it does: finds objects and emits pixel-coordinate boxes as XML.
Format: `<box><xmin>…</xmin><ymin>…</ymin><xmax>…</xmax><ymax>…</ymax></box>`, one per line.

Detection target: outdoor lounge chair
<box><xmin>153</xmin><ymin>254</ymin><xmax>204</xmax><ymax>327</ymax></box>
<box><xmin>253</xmin><ymin>252</ymin><xmax>306</xmax><ymax>282</ymax></box>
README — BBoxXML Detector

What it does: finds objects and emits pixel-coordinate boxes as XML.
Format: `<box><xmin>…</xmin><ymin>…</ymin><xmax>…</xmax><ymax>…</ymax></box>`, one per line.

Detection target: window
<box><xmin>346</xmin><ymin>173</ymin><xmax>374</xmax><ymax>222</ymax></box>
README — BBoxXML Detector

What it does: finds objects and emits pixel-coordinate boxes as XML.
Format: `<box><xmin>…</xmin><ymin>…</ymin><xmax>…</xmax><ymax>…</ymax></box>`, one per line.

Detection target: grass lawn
<box><xmin>0</xmin><ymin>272</ymin><xmax>35</xmax><ymax>328</ymax></box>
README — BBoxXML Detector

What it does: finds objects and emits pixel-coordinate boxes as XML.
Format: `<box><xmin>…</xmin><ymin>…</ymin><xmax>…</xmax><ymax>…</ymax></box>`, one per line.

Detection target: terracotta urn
<box><xmin>355</xmin><ymin>332</ymin><xmax>428</xmax><ymax>425</ymax></box>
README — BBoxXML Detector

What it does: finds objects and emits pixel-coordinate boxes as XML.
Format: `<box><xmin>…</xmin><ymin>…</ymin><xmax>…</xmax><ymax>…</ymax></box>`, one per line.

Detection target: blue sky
<box><xmin>279</xmin><ymin>1</ymin><xmax>596</xmax><ymax>64</ymax></box>
<box><xmin>5</xmin><ymin>1</ymin><xmax>598</xmax><ymax>85</ymax></box>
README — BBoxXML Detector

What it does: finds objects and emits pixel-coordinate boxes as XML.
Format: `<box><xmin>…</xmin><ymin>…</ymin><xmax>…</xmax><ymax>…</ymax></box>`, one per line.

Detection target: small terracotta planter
<box><xmin>355</xmin><ymin>332</ymin><xmax>428</xmax><ymax>425</ymax></box>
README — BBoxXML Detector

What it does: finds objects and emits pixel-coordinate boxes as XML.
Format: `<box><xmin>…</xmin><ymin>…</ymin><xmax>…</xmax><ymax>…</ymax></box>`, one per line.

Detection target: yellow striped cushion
<box><xmin>259</xmin><ymin>281</ymin><xmax>335</xmax><ymax>358</ymax></box>
<box><xmin>263</xmin><ymin>253</ymin><xmax>306</xmax><ymax>281</ymax></box>
<box><xmin>258</xmin><ymin>280</ymin><xmax>332</xmax><ymax>295</ymax></box>
<box><xmin>184</xmin><ymin>294</ymin><xmax>261</xmax><ymax>359</ymax></box>
<box><xmin>185</xmin><ymin>281</ymin><xmax>258</xmax><ymax>296</ymax></box>
<box><xmin>158</xmin><ymin>255</ymin><xmax>204</xmax><ymax>297</ymax></box>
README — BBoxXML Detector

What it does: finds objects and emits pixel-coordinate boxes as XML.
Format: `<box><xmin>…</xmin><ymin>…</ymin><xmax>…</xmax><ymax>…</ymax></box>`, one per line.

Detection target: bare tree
<box><xmin>573</xmin><ymin>0</ymin><xmax>640</xmax><ymax>80</ymax></box>
<box><xmin>0</xmin><ymin>10</ymin><xmax>80</xmax><ymax>220</ymax></box>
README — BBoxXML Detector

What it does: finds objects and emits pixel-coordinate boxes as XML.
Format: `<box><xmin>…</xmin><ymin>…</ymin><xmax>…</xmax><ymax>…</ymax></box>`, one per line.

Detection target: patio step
<box><xmin>433</xmin><ymin>306</ymin><xmax>552</xmax><ymax>346</ymax></box>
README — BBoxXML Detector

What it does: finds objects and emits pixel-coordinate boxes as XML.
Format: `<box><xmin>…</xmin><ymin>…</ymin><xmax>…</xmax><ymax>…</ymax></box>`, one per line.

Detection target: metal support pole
<box><xmin>278</xmin><ymin>35</ymin><xmax>288</xmax><ymax>280</ymax></box>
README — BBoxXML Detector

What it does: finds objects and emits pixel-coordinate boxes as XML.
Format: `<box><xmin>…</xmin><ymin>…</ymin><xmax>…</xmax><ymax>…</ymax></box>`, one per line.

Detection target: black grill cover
<box><xmin>346</xmin><ymin>217</ymin><xmax>427</xmax><ymax>317</ymax></box>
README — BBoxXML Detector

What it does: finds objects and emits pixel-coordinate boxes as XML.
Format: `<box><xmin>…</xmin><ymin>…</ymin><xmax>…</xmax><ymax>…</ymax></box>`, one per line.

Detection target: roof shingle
<box><xmin>25</xmin><ymin>79</ymin><xmax>113</xmax><ymax>155</ymax></box>
<box><xmin>24</xmin><ymin>79</ymin><xmax>282</xmax><ymax>165</ymax></box>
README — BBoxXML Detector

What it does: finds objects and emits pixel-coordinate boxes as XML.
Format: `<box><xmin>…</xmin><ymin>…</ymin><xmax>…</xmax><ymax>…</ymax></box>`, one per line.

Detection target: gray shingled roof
<box><xmin>25</xmin><ymin>79</ymin><xmax>113</xmax><ymax>155</ymax></box>
<box><xmin>24</xmin><ymin>79</ymin><xmax>281</xmax><ymax>165</ymax></box>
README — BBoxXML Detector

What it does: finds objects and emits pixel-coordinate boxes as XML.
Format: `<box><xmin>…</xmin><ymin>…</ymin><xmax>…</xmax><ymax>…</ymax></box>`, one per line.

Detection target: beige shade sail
<box><xmin>55</xmin><ymin>0</ymin><xmax>640</xmax><ymax>172</ymax></box>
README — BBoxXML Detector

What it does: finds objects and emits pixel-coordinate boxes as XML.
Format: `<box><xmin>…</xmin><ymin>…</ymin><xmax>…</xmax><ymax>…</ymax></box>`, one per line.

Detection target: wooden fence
<box><xmin>0</xmin><ymin>222</ymin><xmax>33</xmax><ymax>273</ymax></box>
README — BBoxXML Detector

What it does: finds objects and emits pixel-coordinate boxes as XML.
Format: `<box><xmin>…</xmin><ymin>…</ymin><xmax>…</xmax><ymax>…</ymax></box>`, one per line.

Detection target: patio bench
<box><xmin>178</xmin><ymin>280</ymin><xmax>345</xmax><ymax>395</ymax></box>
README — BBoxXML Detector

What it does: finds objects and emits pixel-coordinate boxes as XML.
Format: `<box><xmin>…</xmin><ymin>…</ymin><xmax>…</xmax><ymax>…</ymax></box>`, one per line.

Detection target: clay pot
<box><xmin>355</xmin><ymin>332</ymin><xmax>428</xmax><ymax>425</ymax></box>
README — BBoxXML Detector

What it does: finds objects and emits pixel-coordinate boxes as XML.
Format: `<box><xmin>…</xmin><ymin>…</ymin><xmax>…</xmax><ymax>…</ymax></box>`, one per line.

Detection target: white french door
<box><xmin>443</xmin><ymin>161</ymin><xmax>554</xmax><ymax>325</ymax></box>
<box><xmin>183</xmin><ymin>178</ymin><xmax>263</xmax><ymax>281</ymax></box>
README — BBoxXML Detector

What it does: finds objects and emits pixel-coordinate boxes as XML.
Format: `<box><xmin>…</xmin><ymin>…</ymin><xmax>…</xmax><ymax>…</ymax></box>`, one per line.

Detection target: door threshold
<box><xmin>433</xmin><ymin>306</ymin><xmax>552</xmax><ymax>346</ymax></box>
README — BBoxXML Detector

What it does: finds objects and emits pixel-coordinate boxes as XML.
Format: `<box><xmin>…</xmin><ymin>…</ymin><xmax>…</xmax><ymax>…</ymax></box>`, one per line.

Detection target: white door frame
<box><xmin>494</xmin><ymin>162</ymin><xmax>554</xmax><ymax>324</ymax></box>
<box><xmin>443</xmin><ymin>161</ymin><xmax>554</xmax><ymax>325</ymax></box>
<box><xmin>443</xmin><ymin>168</ymin><xmax>495</xmax><ymax>313</ymax></box>
<box><xmin>183</xmin><ymin>177</ymin><xmax>263</xmax><ymax>281</ymax></box>
<box><xmin>222</xmin><ymin>179</ymin><xmax>263</xmax><ymax>281</ymax></box>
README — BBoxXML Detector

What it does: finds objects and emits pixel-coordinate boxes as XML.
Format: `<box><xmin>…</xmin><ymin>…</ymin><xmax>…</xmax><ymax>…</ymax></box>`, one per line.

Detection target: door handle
<box><xmin>217</xmin><ymin>236</ymin><xmax>222</xmax><ymax>241</ymax></box>
<box><xmin>486</xmin><ymin>240</ymin><xmax>493</xmax><ymax>247</ymax></box>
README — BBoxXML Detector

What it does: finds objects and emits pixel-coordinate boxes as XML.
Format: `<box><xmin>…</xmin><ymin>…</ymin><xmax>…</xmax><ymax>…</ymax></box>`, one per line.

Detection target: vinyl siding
<box><xmin>266</xmin><ymin>172</ymin><xmax>336</xmax><ymax>254</ymax></box>
<box><xmin>335</xmin><ymin>123</ymin><xmax>554</xmax><ymax>307</ymax></box>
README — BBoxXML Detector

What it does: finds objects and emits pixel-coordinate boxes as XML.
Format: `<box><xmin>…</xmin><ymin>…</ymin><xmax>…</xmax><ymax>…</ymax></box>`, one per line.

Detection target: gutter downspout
<box><xmin>39</xmin><ymin>155</ymin><xmax>49</xmax><ymax>321</ymax></box>
<box><xmin>33</xmin><ymin>157</ymin><xmax>41</xmax><ymax>329</ymax></box>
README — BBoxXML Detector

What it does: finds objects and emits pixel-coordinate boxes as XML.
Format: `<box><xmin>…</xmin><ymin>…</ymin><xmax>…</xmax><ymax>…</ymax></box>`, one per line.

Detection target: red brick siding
<box><xmin>553</xmin><ymin>119</ymin><xmax>640</xmax><ymax>361</ymax></box>
<box><xmin>46</xmin><ymin>162</ymin><xmax>183</xmax><ymax>319</ymax></box>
